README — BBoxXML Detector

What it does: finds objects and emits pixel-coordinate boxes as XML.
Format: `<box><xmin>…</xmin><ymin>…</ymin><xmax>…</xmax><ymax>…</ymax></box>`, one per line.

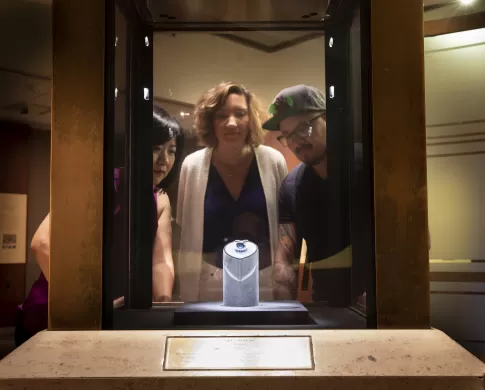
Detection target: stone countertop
<box><xmin>0</xmin><ymin>329</ymin><xmax>484</xmax><ymax>389</ymax></box>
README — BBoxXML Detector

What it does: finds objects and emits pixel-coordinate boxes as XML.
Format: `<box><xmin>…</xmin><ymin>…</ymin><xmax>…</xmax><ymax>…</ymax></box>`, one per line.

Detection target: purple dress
<box><xmin>19</xmin><ymin>272</ymin><xmax>48</xmax><ymax>336</ymax></box>
<box><xmin>18</xmin><ymin>168</ymin><xmax>159</xmax><ymax>340</ymax></box>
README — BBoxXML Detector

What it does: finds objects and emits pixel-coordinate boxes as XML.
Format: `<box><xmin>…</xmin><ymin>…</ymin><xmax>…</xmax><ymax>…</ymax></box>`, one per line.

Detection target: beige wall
<box><xmin>154</xmin><ymin>33</ymin><xmax>326</xmax><ymax>107</ymax></box>
<box><xmin>425</xmin><ymin>27</ymin><xmax>485</xmax><ymax>360</ymax></box>
<box><xmin>425</xmin><ymin>28</ymin><xmax>485</xmax><ymax>260</ymax></box>
<box><xmin>154</xmin><ymin>32</ymin><xmax>322</xmax><ymax>171</ymax></box>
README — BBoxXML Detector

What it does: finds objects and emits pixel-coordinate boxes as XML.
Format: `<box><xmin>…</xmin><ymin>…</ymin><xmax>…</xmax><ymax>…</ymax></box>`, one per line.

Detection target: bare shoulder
<box><xmin>156</xmin><ymin>190</ymin><xmax>171</xmax><ymax>219</ymax></box>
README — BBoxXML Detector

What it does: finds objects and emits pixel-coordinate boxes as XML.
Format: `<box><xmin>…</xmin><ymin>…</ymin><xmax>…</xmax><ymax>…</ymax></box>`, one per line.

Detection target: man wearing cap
<box><xmin>262</xmin><ymin>84</ymin><xmax>362</xmax><ymax>306</ymax></box>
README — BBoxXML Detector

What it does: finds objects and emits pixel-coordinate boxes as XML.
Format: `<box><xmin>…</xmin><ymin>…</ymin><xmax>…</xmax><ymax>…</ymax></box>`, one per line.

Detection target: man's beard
<box><xmin>296</xmin><ymin>144</ymin><xmax>326</xmax><ymax>166</ymax></box>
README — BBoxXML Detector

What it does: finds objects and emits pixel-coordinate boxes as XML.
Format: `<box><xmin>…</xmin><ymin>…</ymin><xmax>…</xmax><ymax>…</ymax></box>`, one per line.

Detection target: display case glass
<box><xmin>105</xmin><ymin>0</ymin><xmax>376</xmax><ymax>330</ymax></box>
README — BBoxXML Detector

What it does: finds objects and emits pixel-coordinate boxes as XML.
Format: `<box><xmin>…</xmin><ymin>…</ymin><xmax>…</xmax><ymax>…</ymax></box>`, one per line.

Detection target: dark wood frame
<box><xmin>370</xmin><ymin>0</ymin><xmax>430</xmax><ymax>328</ymax></box>
<box><xmin>126</xmin><ymin>16</ymin><xmax>154</xmax><ymax>311</ymax></box>
<box><xmin>50</xmin><ymin>0</ymin><xmax>114</xmax><ymax>329</ymax></box>
<box><xmin>214</xmin><ymin>32</ymin><xmax>324</xmax><ymax>53</ymax></box>
<box><xmin>50</xmin><ymin>0</ymin><xmax>431</xmax><ymax>330</ymax></box>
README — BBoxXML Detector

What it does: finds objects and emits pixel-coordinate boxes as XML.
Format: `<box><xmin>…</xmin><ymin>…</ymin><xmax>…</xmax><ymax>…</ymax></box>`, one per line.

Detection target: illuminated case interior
<box><xmin>102</xmin><ymin>0</ymin><xmax>377</xmax><ymax>330</ymax></box>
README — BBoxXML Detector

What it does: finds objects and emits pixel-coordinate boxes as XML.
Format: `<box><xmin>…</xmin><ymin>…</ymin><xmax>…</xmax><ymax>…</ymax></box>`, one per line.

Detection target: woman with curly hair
<box><xmin>176</xmin><ymin>82</ymin><xmax>288</xmax><ymax>302</ymax></box>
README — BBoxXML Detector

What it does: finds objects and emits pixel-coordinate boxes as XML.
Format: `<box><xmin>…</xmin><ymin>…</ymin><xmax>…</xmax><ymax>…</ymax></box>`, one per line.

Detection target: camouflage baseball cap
<box><xmin>262</xmin><ymin>85</ymin><xmax>326</xmax><ymax>131</ymax></box>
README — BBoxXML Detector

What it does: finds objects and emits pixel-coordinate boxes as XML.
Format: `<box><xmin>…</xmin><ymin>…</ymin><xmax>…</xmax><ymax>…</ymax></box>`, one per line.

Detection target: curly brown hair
<box><xmin>193</xmin><ymin>82</ymin><xmax>268</xmax><ymax>148</ymax></box>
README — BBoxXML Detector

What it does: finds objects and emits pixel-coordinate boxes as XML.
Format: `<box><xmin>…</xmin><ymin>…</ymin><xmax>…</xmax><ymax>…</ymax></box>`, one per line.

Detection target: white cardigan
<box><xmin>176</xmin><ymin>145</ymin><xmax>288</xmax><ymax>302</ymax></box>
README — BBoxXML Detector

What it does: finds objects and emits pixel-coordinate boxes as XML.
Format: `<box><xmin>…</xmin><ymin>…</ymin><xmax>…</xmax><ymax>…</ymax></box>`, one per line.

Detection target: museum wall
<box><xmin>0</xmin><ymin>124</ymin><xmax>49</xmax><ymax>327</ymax></box>
<box><xmin>153</xmin><ymin>33</ymin><xmax>326</xmax><ymax>108</ymax></box>
<box><xmin>425</xmin><ymin>28</ymin><xmax>485</xmax><ymax>360</ymax></box>
<box><xmin>0</xmin><ymin>122</ymin><xmax>30</xmax><ymax>326</ymax></box>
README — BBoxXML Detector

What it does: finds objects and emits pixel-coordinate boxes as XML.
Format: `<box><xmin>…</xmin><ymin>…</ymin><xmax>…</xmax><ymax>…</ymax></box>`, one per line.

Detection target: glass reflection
<box><xmin>111</xmin><ymin>4</ymin><xmax>129</xmax><ymax>308</ymax></box>
<box><xmin>113</xmin><ymin>27</ymin><xmax>370</xmax><ymax>328</ymax></box>
<box><xmin>151</xmin><ymin>107</ymin><xmax>184</xmax><ymax>302</ymax></box>
<box><xmin>113</xmin><ymin>107</ymin><xmax>184</xmax><ymax>304</ymax></box>
<box><xmin>170</xmin><ymin>83</ymin><xmax>356</xmax><ymax>307</ymax></box>
<box><xmin>267</xmin><ymin>86</ymin><xmax>347</xmax><ymax>304</ymax></box>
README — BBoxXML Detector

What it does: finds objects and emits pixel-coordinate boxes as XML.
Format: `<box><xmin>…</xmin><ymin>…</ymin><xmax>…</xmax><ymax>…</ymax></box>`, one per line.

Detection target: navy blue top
<box><xmin>278</xmin><ymin>144</ymin><xmax>364</xmax><ymax>263</ymax></box>
<box><xmin>203</xmin><ymin>158</ymin><xmax>271</xmax><ymax>270</ymax></box>
<box><xmin>278</xmin><ymin>143</ymin><xmax>367</xmax><ymax>298</ymax></box>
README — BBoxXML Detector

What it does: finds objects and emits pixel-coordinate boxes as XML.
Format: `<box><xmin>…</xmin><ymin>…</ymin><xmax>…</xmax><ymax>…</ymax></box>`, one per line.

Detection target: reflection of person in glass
<box><xmin>150</xmin><ymin>108</ymin><xmax>185</xmax><ymax>300</ymax></box>
<box><xmin>263</xmin><ymin>85</ymin><xmax>359</xmax><ymax>306</ymax></box>
<box><xmin>14</xmin><ymin>106</ymin><xmax>183</xmax><ymax>346</ymax></box>
<box><xmin>176</xmin><ymin>82</ymin><xmax>288</xmax><ymax>302</ymax></box>
<box><xmin>113</xmin><ymin>106</ymin><xmax>184</xmax><ymax>306</ymax></box>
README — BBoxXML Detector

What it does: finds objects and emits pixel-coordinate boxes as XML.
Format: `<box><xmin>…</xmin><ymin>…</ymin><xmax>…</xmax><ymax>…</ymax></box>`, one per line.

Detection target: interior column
<box><xmin>370</xmin><ymin>0</ymin><xmax>430</xmax><ymax>328</ymax></box>
<box><xmin>49</xmin><ymin>0</ymin><xmax>110</xmax><ymax>329</ymax></box>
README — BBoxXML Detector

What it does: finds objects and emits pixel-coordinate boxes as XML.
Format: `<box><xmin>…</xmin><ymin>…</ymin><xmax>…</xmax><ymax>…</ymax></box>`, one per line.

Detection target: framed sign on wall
<box><xmin>0</xmin><ymin>193</ymin><xmax>27</xmax><ymax>264</ymax></box>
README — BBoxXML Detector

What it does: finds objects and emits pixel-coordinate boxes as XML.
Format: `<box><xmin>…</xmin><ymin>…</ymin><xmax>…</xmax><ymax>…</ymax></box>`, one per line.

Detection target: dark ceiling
<box><xmin>145</xmin><ymin>0</ymin><xmax>485</xmax><ymax>53</ymax></box>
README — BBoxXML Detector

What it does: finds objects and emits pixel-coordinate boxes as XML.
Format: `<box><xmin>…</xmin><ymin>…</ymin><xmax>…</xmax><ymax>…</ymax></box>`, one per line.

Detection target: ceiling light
<box><xmin>460</xmin><ymin>0</ymin><xmax>474</xmax><ymax>5</ymax></box>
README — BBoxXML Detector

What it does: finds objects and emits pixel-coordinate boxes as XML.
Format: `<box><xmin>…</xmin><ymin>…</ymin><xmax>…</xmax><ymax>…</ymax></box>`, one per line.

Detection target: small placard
<box><xmin>163</xmin><ymin>336</ymin><xmax>314</xmax><ymax>371</ymax></box>
<box><xmin>0</xmin><ymin>194</ymin><xmax>27</xmax><ymax>264</ymax></box>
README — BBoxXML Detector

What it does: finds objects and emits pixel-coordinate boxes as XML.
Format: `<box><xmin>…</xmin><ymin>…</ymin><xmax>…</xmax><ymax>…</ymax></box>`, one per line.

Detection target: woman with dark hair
<box><xmin>113</xmin><ymin>105</ymin><xmax>184</xmax><ymax>304</ymax></box>
<box><xmin>15</xmin><ymin>106</ymin><xmax>184</xmax><ymax>346</ymax></box>
<box><xmin>149</xmin><ymin>105</ymin><xmax>184</xmax><ymax>301</ymax></box>
<box><xmin>152</xmin><ymin>105</ymin><xmax>185</xmax><ymax>191</ymax></box>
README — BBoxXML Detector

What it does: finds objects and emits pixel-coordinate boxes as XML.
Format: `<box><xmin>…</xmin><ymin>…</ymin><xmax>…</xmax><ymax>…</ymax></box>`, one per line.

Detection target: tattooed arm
<box><xmin>274</xmin><ymin>223</ymin><xmax>299</xmax><ymax>300</ymax></box>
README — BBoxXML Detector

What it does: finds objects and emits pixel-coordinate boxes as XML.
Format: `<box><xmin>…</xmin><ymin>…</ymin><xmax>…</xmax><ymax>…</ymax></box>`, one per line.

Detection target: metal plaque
<box><xmin>163</xmin><ymin>336</ymin><xmax>314</xmax><ymax>371</ymax></box>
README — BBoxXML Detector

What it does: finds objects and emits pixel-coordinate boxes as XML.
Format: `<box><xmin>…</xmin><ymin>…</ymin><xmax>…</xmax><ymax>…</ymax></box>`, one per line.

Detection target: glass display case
<box><xmin>104</xmin><ymin>0</ymin><xmax>376</xmax><ymax>330</ymax></box>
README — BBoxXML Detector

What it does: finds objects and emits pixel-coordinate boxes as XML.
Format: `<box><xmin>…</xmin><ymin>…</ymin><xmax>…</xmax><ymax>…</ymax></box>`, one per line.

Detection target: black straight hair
<box><xmin>153</xmin><ymin>105</ymin><xmax>184</xmax><ymax>190</ymax></box>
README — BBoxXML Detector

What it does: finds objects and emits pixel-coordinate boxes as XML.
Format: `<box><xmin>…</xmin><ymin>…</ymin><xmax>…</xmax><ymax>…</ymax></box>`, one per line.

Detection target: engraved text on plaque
<box><xmin>163</xmin><ymin>336</ymin><xmax>314</xmax><ymax>371</ymax></box>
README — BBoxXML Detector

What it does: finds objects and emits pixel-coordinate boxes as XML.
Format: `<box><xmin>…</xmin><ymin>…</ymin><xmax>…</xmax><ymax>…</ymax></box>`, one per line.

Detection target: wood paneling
<box><xmin>214</xmin><ymin>32</ymin><xmax>325</xmax><ymax>54</ymax></box>
<box><xmin>49</xmin><ymin>0</ymin><xmax>107</xmax><ymax>329</ymax></box>
<box><xmin>371</xmin><ymin>0</ymin><xmax>430</xmax><ymax>328</ymax></box>
<box><xmin>424</xmin><ymin>11</ymin><xmax>485</xmax><ymax>37</ymax></box>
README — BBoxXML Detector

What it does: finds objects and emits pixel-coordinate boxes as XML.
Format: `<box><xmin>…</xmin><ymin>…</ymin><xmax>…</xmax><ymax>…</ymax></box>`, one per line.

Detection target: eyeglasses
<box><xmin>277</xmin><ymin>114</ymin><xmax>322</xmax><ymax>147</ymax></box>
